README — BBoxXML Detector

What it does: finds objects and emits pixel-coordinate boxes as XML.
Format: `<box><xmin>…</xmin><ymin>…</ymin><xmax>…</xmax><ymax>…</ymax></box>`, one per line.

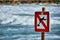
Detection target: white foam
<box><xmin>50</xmin><ymin>19</ymin><xmax>60</xmax><ymax>24</ymax></box>
<box><xmin>0</xmin><ymin>4</ymin><xmax>60</xmax><ymax>25</ymax></box>
<box><xmin>45</xmin><ymin>34</ymin><xmax>60</xmax><ymax>39</ymax></box>
<box><xmin>7</xmin><ymin>28</ymin><xmax>19</xmax><ymax>31</ymax></box>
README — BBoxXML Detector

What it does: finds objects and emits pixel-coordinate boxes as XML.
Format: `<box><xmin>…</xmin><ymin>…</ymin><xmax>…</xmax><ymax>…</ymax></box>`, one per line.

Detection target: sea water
<box><xmin>0</xmin><ymin>4</ymin><xmax>60</xmax><ymax>40</ymax></box>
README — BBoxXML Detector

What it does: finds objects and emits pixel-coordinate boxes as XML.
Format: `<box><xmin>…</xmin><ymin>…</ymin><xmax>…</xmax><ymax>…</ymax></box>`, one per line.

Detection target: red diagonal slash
<box><xmin>37</xmin><ymin>14</ymin><xmax>47</xmax><ymax>29</ymax></box>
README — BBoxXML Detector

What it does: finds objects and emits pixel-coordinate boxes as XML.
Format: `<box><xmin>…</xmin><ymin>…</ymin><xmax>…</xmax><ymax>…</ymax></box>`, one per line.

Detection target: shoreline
<box><xmin>0</xmin><ymin>3</ymin><xmax>60</xmax><ymax>6</ymax></box>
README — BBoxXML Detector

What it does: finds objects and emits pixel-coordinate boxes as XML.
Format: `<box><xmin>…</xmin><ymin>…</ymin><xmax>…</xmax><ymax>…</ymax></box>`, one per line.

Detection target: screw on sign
<box><xmin>34</xmin><ymin>7</ymin><xmax>50</xmax><ymax>40</ymax></box>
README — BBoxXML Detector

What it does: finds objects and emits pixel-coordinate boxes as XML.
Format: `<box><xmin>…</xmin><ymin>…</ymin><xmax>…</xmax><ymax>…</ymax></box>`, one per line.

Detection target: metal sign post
<box><xmin>34</xmin><ymin>7</ymin><xmax>50</xmax><ymax>40</ymax></box>
<box><xmin>41</xmin><ymin>32</ymin><xmax>44</xmax><ymax>40</ymax></box>
<box><xmin>41</xmin><ymin>7</ymin><xmax>45</xmax><ymax>40</ymax></box>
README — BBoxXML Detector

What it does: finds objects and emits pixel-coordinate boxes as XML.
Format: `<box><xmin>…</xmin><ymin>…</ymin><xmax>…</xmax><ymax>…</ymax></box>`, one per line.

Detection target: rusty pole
<box><xmin>41</xmin><ymin>7</ymin><xmax>45</xmax><ymax>40</ymax></box>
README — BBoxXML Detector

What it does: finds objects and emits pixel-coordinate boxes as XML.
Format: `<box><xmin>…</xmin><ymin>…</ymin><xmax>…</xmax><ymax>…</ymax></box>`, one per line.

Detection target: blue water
<box><xmin>0</xmin><ymin>4</ymin><xmax>60</xmax><ymax>40</ymax></box>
